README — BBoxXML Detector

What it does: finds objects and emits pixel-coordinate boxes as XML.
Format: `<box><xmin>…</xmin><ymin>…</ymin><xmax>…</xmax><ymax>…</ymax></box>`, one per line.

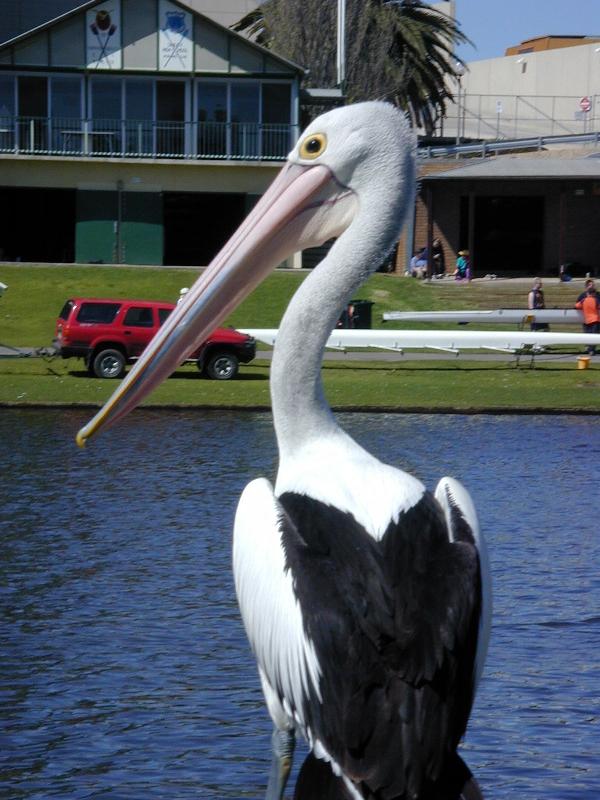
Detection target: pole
<box><xmin>337</xmin><ymin>0</ymin><xmax>346</xmax><ymax>91</ymax></box>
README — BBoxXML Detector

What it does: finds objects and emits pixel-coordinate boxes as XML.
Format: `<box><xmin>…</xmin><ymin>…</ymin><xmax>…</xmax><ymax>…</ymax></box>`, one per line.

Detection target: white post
<box><xmin>337</xmin><ymin>0</ymin><xmax>346</xmax><ymax>90</ymax></box>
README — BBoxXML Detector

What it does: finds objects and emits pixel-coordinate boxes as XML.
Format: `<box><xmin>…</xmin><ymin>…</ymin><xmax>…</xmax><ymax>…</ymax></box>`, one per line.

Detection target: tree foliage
<box><xmin>231</xmin><ymin>0</ymin><xmax>469</xmax><ymax>133</ymax></box>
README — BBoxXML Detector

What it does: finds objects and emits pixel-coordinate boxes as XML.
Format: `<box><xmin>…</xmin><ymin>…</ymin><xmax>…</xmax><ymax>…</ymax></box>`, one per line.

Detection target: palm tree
<box><xmin>231</xmin><ymin>0</ymin><xmax>469</xmax><ymax>134</ymax></box>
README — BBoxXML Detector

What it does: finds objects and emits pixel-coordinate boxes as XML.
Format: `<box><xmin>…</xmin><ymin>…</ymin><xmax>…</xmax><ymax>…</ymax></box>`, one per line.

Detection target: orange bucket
<box><xmin>577</xmin><ymin>356</ymin><xmax>591</xmax><ymax>370</ymax></box>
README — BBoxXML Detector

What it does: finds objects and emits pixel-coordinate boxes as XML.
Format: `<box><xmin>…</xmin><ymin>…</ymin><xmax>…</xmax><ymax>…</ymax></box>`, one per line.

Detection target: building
<box><xmin>0</xmin><ymin>0</ymin><xmax>259</xmax><ymax>46</ymax></box>
<box><xmin>0</xmin><ymin>0</ymin><xmax>302</xmax><ymax>265</ymax></box>
<box><xmin>401</xmin><ymin>27</ymin><xmax>600</xmax><ymax>280</ymax></box>
<box><xmin>447</xmin><ymin>38</ymin><xmax>600</xmax><ymax>141</ymax></box>
<box><xmin>505</xmin><ymin>35</ymin><xmax>600</xmax><ymax>57</ymax></box>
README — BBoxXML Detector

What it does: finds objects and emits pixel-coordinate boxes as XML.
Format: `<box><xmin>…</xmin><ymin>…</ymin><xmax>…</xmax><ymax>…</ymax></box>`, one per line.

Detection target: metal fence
<box><xmin>0</xmin><ymin>116</ymin><xmax>295</xmax><ymax>161</ymax></box>
<box><xmin>442</xmin><ymin>93</ymin><xmax>600</xmax><ymax>142</ymax></box>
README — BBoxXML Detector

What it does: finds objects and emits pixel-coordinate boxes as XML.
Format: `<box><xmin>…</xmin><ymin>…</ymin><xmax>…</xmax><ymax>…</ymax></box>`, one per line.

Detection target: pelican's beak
<box><xmin>76</xmin><ymin>161</ymin><xmax>356</xmax><ymax>446</ymax></box>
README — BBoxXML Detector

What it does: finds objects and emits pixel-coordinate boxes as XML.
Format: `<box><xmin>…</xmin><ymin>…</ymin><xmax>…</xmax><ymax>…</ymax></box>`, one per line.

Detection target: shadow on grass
<box><xmin>68</xmin><ymin>369</ymin><xmax>269</xmax><ymax>382</ymax></box>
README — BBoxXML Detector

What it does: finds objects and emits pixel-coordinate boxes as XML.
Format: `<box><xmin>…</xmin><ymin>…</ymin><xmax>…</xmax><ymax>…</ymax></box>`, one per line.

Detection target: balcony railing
<box><xmin>0</xmin><ymin>116</ymin><xmax>295</xmax><ymax>161</ymax></box>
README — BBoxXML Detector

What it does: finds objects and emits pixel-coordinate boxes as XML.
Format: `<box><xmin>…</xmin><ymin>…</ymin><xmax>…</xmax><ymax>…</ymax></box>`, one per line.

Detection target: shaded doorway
<box><xmin>473</xmin><ymin>196</ymin><xmax>544</xmax><ymax>275</ymax></box>
<box><xmin>163</xmin><ymin>192</ymin><xmax>246</xmax><ymax>266</ymax></box>
<box><xmin>0</xmin><ymin>187</ymin><xmax>76</xmax><ymax>262</ymax></box>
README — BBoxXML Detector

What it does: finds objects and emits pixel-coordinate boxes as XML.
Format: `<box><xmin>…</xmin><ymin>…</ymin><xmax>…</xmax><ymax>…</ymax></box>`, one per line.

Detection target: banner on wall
<box><xmin>86</xmin><ymin>0</ymin><xmax>122</xmax><ymax>69</ymax></box>
<box><xmin>159</xmin><ymin>0</ymin><xmax>193</xmax><ymax>71</ymax></box>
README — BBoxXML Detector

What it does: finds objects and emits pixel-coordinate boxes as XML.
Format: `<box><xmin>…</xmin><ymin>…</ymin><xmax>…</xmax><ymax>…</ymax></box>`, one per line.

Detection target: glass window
<box><xmin>123</xmin><ymin>306</ymin><xmax>154</xmax><ymax>327</ymax></box>
<box><xmin>262</xmin><ymin>83</ymin><xmax>291</xmax><ymax>124</ymax></box>
<box><xmin>231</xmin><ymin>83</ymin><xmax>259</xmax><ymax>123</ymax></box>
<box><xmin>91</xmin><ymin>78</ymin><xmax>121</xmax><ymax>120</ymax></box>
<box><xmin>18</xmin><ymin>76</ymin><xmax>47</xmax><ymax>117</ymax></box>
<box><xmin>158</xmin><ymin>308</ymin><xmax>172</xmax><ymax>325</ymax></box>
<box><xmin>0</xmin><ymin>75</ymin><xmax>15</xmax><ymax>117</ymax></box>
<box><xmin>124</xmin><ymin>79</ymin><xmax>153</xmax><ymax>156</ymax></box>
<box><xmin>51</xmin><ymin>77</ymin><xmax>81</xmax><ymax>118</ymax></box>
<box><xmin>197</xmin><ymin>81</ymin><xmax>227</xmax><ymax>156</ymax></box>
<box><xmin>77</xmin><ymin>302</ymin><xmax>121</xmax><ymax>323</ymax></box>
<box><xmin>59</xmin><ymin>300</ymin><xmax>74</xmax><ymax>320</ymax></box>
<box><xmin>125</xmin><ymin>79</ymin><xmax>153</xmax><ymax>121</ymax></box>
<box><xmin>197</xmin><ymin>82</ymin><xmax>227</xmax><ymax>123</ymax></box>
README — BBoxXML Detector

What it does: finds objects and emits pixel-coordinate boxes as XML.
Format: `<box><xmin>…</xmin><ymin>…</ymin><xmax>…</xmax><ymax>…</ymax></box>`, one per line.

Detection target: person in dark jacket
<box><xmin>432</xmin><ymin>238</ymin><xmax>445</xmax><ymax>279</ymax></box>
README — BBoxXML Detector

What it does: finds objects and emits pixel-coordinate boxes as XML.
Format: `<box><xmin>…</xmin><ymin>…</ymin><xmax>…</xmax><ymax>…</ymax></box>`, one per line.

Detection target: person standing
<box><xmin>432</xmin><ymin>238</ymin><xmax>445</xmax><ymax>279</ymax></box>
<box><xmin>575</xmin><ymin>279</ymin><xmax>600</xmax><ymax>355</ymax></box>
<box><xmin>527</xmin><ymin>278</ymin><xmax>549</xmax><ymax>331</ymax></box>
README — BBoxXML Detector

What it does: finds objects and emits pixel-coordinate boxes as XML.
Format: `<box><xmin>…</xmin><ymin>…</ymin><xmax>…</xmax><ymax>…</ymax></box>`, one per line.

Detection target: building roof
<box><xmin>0</xmin><ymin>0</ymin><xmax>306</xmax><ymax>75</ymax></box>
<box><xmin>423</xmin><ymin>155</ymin><xmax>600</xmax><ymax>181</ymax></box>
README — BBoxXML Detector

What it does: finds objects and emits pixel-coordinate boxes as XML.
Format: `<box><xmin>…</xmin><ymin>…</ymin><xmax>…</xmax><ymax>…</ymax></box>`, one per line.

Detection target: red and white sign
<box><xmin>580</xmin><ymin>96</ymin><xmax>592</xmax><ymax>113</ymax></box>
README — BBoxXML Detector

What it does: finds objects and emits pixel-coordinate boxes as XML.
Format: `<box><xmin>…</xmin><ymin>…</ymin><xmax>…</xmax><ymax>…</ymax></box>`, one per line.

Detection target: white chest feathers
<box><xmin>274</xmin><ymin>433</ymin><xmax>425</xmax><ymax>540</ymax></box>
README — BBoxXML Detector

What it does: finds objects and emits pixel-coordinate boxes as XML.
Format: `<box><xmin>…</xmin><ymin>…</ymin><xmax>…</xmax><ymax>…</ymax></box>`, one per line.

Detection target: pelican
<box><xmin>76</xmin><ymin>102</ymin><xmax>491</xmax><ymax>800</ymax></box>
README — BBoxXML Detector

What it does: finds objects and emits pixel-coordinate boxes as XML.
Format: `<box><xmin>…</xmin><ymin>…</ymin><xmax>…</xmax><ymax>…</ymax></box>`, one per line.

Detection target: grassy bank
<box><xmin>0</xmin><ymin>263</ymin><xmax>587</xmax><ymax>347</ymax></box>
<box><xmin>1</xmin><ymin>264</ymin><xmax>597</xmax><ymax>412</ymax></box>
<box><xmin>2</xmin><ymin>354</ymin><xmax>599</xmax><ymax>413</ymax></box>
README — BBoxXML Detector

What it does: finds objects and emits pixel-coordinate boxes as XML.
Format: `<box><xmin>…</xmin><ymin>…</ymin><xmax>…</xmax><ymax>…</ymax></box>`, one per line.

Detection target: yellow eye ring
<box><xmin>299</xmin><ymin>133</ymin><xmax>327</xmax><ymax>160</ymax></box>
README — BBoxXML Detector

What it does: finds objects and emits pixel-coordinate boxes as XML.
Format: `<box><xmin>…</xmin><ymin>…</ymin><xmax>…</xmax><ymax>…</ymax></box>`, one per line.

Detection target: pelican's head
<box><xmin>76</xmin><ymin>102</ymin><xmax>415</xmax><ymax>446</ymax></box>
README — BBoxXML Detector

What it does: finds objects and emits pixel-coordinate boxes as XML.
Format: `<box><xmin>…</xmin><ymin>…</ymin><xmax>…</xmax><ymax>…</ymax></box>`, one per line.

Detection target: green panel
<box><xmin>76</xmin><ymin>191</ymin><xmax>118</xmax><ymax>264</ymax></box>
<box><xmin>122</xmin><ymin>192</ymin><xmax>163</xmax><ymax>265</ymax></box>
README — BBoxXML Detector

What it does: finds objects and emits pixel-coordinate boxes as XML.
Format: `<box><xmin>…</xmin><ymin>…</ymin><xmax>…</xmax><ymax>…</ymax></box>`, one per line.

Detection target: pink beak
<box><xmin>76</xmin><ymin>161</ymin><xmax>353</xmax><ymax>446</ymax></box>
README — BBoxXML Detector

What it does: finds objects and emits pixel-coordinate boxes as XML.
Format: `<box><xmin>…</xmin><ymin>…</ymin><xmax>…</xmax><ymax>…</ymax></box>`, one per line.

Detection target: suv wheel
<box><xmin>92</xmin><ymin>348</ymin><xmax>126</xmax><ymax>379</ymax></box>
<box><xmin>205</xmin><ymin>352</ymin><xmax>239</xmax><ymax>380</ymax></box>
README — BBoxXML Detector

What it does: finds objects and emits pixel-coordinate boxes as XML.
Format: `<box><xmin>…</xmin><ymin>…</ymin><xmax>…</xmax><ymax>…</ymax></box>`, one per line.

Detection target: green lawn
<box><xmin>2</xmin><ymin>355</ymin><xmax>599</xmax><ymax>413</ymax></box>
<box><xmin>1</xmin><ymin>264</ymin><xmax>596</xmax><ymax>412</ymax></box>
<box><xmin>1</xmin><ymin>263</ymin><xmax>583</xmax><ymax>348</ymax></box>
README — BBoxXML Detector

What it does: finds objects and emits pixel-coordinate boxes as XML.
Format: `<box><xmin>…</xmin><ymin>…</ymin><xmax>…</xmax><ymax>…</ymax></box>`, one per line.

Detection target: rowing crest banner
<box><xmin>86</xmin><ymin>0</ymin><xmax>122</xmax><ymax>69</ymax></box>
<box><xmin>159</xmin><ymin>0</ymin><xmax>193</xmax><ymax>71</ymax></box>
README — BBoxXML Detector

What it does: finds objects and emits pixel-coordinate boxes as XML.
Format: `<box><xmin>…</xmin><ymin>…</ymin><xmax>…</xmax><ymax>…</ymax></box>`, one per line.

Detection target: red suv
<box><xmin>54</xmin><ymin>298</ymin><xmax>255</xmax><ymax>380</ymax></box>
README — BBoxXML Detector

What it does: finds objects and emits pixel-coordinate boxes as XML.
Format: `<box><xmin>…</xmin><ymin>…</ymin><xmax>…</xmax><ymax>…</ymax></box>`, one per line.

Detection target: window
<box><xmin>123</xmin><ymin>306</ymin><xmax>154</xmax><ymax>327</ymax></box>
<box><xmin>125</xmin><ymin>79</ymin><xmax>153</xmax><ymax>154</ymax></box>
<box><xmin>158</xmin><ymin>308</ymin><xmax>172</xmax><ymax>326</ymax></box>
<box><xmin>91</xmin><ymin>78</ymin><xmax>122</xmax><ymax>119</ymax></box>
<box><xmin>77</xmin><ymin>302</ymin><xmax>121</xmax><ymax>323</ymax></box>
<box><xmin>231</xmin><ymin>83</ymin><xmax>259</xmax><ymax>124</ymax></box>
<box><xmin>59</xmin><ymin>300</ymin><xmax>74</xmax><ymax>320</ymax></box>
<box><xmin>90</xmin><ymin>78</ymin><xmax>121</xmax><ymax>152</ymax></box>
<box><xmin>198</xmin><ymin>81</ymin><xmax>227</xmax><ymax>155</ymax></box>
<box><xmin>231</xmin><ymin>83</ymin><xmax>259</xmax><ymax>157</ymax></box>
<box><xmin>51</xmin><ymin>77</ymin><xmax>82</xmax><ymax>152</ymax></box>
<box><xmin>262</xmin><ymin>83</ymin><xmax>291</xmax><ymax>157</ymax></box>
<box><xmin>262</xmin><ymin>84</ymin><xmax>291</xmax><ymax>124</ymax></box>
<box><xmin>0</xmin><ymin>75</ymin><xmax>15</xmax><ymax>118</ymax></box>
<box><xmin>198</xmin><ymin>82</ymin><xmax>227</xmax><ymax>123</ymax></box>
<box><xmin>51</xmin><ymin>78</ymin><xmax>81</xmax><ymax>118</ymax></box>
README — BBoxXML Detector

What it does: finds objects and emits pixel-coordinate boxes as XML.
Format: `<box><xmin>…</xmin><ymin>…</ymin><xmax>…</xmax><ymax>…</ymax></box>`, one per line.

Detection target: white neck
<box><xmin>270</xmin><ymin>198</ymin><xmax>400</xmax><ymax>462</ymax></box>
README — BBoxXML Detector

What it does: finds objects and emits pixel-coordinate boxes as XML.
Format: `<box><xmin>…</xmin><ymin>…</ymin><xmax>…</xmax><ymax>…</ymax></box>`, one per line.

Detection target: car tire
<box><xmin>92</xmin><ymin>348</ymin><xmax>126</xmax><ymax>379</ymax></box>
<box><xmin>205</xmin><ymin>351</ymin><xmax>239</xmax><ymax>380</ymax></box>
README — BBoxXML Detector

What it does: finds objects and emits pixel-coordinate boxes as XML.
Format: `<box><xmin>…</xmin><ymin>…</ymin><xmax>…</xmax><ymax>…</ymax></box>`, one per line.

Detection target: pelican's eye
<box><xmin>299</xmin><ymin>133</ymin><xmax>327</xmax><ymax>160</ymax></box>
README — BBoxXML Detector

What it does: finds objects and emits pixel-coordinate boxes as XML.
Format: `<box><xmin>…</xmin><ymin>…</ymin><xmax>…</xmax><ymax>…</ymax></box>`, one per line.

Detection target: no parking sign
<box><xmin>580</xmin><ymin>96</ymin><xmax>592</xmax><ymax>113</ymax></box>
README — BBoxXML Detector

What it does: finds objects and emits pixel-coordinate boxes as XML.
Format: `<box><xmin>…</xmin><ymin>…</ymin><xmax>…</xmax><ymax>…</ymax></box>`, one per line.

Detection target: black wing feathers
<box><xmin>278</xmin><ymin>490</ymin><xmax>482</xmax><ymax>800</ymax></box>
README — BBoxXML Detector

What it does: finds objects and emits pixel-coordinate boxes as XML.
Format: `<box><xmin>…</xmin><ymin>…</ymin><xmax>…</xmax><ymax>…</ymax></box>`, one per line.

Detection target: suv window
<box><xmin>158</xmin><ymin>308</ymin><xmax>172</xmax><ymax>326</ymax></box>
<box><xmin>59</xmin><ymin>300</ymin><xmax>74</xmax><ymax>320</ymax></box>
<box><xmin>123</xmin><ymin>306</ymin><xmax>154</xmax><ymax>327</ymax></box>
<box><xmin>77</xmin><ymin>302</ymin><xmax>121</xmax><ymax>324</ymax></box>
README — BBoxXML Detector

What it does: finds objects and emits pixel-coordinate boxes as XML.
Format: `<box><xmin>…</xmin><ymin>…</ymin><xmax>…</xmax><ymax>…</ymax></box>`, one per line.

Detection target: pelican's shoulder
<box><xmin>275</xmin><ymin>433</ymin><xmax>426</xmax><ymax>541</ymax></box>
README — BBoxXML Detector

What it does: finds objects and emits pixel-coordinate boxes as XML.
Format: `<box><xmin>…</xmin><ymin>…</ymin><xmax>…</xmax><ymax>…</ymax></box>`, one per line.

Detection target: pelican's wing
<box><xmin>435</xmin><ymin>476</ymin><xmax>492</xmax><ymax>690</ymax></box>
<box><xmin>233</xmin><ymin>478</ymin><xmax>323</xmax><ymax>735</ymax></box>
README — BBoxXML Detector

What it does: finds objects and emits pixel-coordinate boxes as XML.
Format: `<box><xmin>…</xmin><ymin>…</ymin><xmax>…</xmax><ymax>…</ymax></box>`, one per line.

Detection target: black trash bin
<box><xmin>349</xmin><ymin>299</ymin><xmax>374</xmax><ymax>329</ymax></box>
<box><xmin>337</xmin><ymin>299</ymin><xmax>374</xmax><ymax>329</ymax></box>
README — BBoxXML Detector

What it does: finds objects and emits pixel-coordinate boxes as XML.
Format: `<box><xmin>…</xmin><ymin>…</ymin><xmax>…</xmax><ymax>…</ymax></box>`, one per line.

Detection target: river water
<box><xmin>1</xmin><ymin>409</ymin><xmax>599</xmax><ymax>799</ymax></box>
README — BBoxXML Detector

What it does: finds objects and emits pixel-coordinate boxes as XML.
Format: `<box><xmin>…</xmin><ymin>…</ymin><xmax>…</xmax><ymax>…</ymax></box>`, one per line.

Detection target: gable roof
<box><xmin>0</xmin><ymin>0</ymin><xmax>306</xmax><ymax>76</ymax></box>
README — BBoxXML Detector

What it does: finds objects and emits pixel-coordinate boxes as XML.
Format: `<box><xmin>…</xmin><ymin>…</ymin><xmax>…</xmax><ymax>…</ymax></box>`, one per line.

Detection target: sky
<box><xmin>454</xmin><ymin>0</ymin><xmax>600</xmax><ymax>61</ymax></box>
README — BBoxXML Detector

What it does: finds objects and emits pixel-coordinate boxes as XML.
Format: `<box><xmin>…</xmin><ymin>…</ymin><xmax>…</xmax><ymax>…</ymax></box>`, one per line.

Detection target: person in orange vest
<box><xmin>575</xmin><ymin>279</ymin><xmax>600</xmax><ymax>354</ymax></box>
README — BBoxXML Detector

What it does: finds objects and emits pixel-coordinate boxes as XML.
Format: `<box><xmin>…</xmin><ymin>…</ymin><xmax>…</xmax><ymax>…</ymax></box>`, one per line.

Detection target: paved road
<box><xmin>1</xmin><ymin>344</ymin><xmax>588</xmax><ymax>365</ymax></box>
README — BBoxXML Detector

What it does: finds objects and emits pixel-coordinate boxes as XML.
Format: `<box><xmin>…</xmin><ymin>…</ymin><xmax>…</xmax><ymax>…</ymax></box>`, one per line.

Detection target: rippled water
<box><xmin>1</xmin><ymin>409</ymin><xmax>599</xmax><ymax>799</ymax></box>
